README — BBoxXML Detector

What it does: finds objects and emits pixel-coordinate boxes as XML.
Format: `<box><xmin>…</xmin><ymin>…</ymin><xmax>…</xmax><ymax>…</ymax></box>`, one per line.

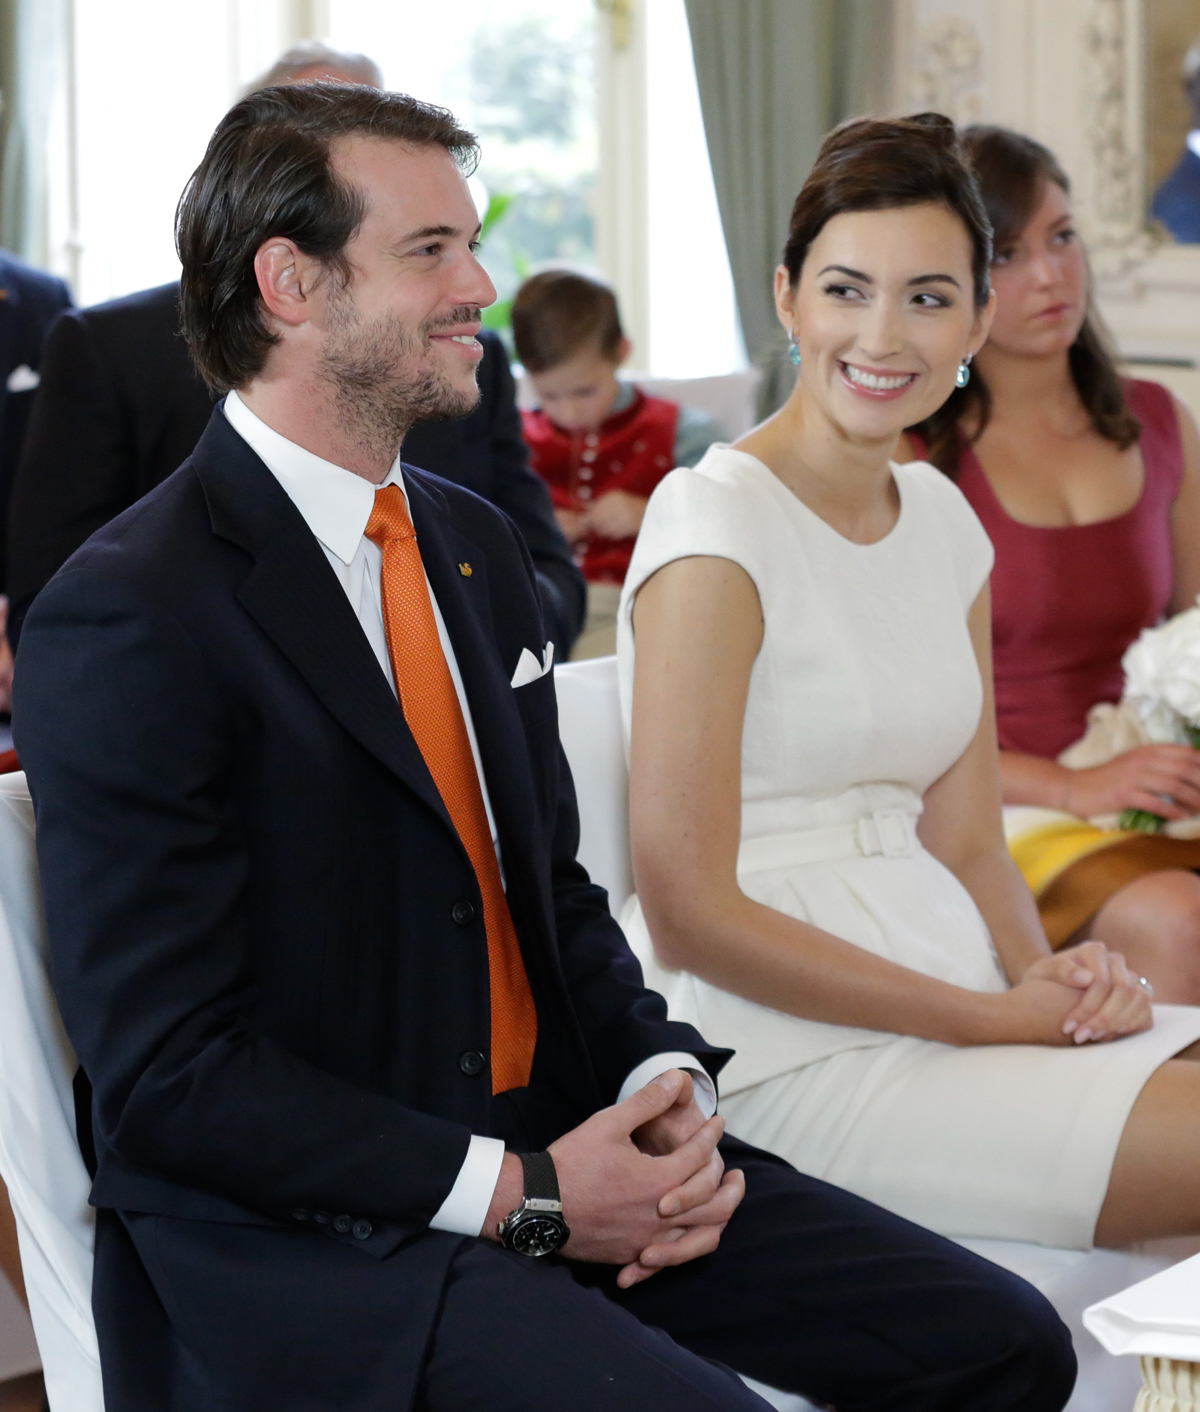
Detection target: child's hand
<box><xmin>584</xmin><ymin>490</ymin><xmax>648</xmax><ymax>540</ymax></box>
<box><xmin>555</xmin><ymin>507</ymin><xmax>588</xmax><ymax>543</ymax></box>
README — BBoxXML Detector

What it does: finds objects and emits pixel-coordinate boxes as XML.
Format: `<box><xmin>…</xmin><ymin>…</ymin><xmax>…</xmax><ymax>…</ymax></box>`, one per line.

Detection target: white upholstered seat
<box><xmin>0</xmin><ymin>771</ymin><xmax>103</xmax><ymax>1411</ymax></box>
<box><xmin>553</xmin><ymin>654</ymin><xmax>1200</xmax><ymax>1412</ymax></box>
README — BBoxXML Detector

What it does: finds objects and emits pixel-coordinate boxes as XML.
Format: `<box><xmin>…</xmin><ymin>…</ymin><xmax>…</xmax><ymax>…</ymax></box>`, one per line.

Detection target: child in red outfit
<box><xmin>513</xmin><ymin>270</ymin><xmax>720</xmax><ymax>657</ymax></box>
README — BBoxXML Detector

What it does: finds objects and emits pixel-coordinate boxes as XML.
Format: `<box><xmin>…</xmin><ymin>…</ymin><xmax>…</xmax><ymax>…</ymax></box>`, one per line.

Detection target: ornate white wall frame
<box><xmin>895</xmin><ymin>0</ymin><xmax>1200</xmax><ymax>367</ymax></box>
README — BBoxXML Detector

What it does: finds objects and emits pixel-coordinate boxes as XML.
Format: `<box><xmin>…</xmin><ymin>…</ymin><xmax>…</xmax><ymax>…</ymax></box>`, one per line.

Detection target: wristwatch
<box><xmin>497</xmin><ymin>1151</ymin><xmax>570</xmax><ymax>1257</ymax></box>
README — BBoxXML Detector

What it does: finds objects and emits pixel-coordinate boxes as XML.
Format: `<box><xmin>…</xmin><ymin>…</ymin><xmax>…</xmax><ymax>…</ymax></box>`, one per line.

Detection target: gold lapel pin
<box><xmin>458</xmin><ymin>562</ymin><xmax>472</xmax><ymax>577</ymax></box>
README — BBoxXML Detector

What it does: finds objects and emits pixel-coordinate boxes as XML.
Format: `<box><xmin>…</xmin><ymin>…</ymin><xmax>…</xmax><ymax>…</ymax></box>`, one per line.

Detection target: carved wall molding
<box><xmin>1084</xmin><ymin>0</ymin><xmax>1157</xmax><ymax>278</ymax></box>
<box><xmin>909</xmin><ymin>15</ymin><xmax>985</xmax><ymax>125</ymax></box>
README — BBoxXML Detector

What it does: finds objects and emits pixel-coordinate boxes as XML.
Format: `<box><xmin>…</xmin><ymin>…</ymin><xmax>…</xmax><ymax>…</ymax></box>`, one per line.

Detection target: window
<box><xmin>54</xmin><ymin>0</ymin><xmax>743</xmax><ymax>383</ymax></box>
<box><xmin>328</xmin><ymin>0</ymin><xmax>597</xmax><ymax>346</ymax></box>
<box><xmin>68</xmin><ymin>1</ymin><xmax>286</xmax><ymax>305</ymax></box>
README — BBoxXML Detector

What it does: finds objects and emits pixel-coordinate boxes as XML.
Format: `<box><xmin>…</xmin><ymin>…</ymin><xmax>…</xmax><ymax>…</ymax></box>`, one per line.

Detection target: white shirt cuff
<box><xmin>617</xmin><ymin>1052</ymin><xmax>717</xmax><ymax>1118</ymax></box>
<box><xmin>428</xmin><ymin>1134</ymin><xmax>506</xmax><ymax>1237</ymax></box>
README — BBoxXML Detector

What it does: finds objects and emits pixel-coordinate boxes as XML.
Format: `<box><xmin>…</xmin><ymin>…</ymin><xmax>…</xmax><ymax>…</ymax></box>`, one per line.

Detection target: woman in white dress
<box><xmin>618</xmin><ymin>113</ymin><xmax>1200</xmax><ymax>1251</ymax></box>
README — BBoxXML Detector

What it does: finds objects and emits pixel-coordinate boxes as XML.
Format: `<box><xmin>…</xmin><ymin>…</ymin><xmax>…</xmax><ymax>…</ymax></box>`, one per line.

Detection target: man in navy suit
<box><xmin>14</xmin><ymin>84</ymin><xmax>1075</xmax><ymax>1412</ymax></box>
<box><xmin>1154</xmin><ymin>39</ymin><xmax>1200</xmax><ymax>243</ymax></box>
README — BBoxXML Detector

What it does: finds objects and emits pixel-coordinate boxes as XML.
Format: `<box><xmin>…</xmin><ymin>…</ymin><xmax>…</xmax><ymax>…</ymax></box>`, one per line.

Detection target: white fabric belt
<box><xmin>738</xmin><ymin>809</ymin><xmax>922</xmax><ymax>873</ymax></box>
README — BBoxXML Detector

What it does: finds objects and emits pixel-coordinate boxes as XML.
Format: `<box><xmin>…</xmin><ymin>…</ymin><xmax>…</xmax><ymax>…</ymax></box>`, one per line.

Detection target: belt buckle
<box><xmin>872</xmin><ymin>809</ymin><xmax>914</xmax><ymax>859</ymax></box>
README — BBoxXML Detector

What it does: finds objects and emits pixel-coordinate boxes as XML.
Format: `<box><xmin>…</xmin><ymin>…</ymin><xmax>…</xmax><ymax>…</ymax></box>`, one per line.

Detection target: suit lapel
<box><xmin>193</xmin><ymin>412</ymin><xmax>454</xmax><ymax>834</ymax></box>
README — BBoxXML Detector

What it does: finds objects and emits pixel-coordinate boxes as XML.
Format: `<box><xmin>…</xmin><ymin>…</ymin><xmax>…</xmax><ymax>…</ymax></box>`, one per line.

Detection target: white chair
<box><xmin>1084</xmin><ymin>1250</ymin><xmax>1200</xmax><ymax>1408</ymax></box>
<box><xmin>0</xmin><ymin>771</ymin><xmax>104</xmax><ymax>1411</ymax></box>
<box><xmin>518</xmin><ymin>368</ymin><xmax>763</xmax><ymax>441</ymax></box>
<box><xmin>553</xmin><ymin>655</ymin><xmax>1200</xmax><ymax>1412</ymax></box>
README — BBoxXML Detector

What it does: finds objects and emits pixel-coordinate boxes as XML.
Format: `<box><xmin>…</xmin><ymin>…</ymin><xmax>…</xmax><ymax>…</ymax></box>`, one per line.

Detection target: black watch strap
<box><xmin>518</xmin><ymin>1151</ymin><xmax>560</xmax><ymax>1203</ymax></box>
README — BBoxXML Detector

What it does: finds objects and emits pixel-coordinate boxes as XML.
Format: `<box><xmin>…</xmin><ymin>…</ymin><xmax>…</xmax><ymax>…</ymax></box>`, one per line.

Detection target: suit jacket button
<box><xmin>312</xmin><ymin>1210</ymin><xmax>330</xmax><ymax>1225</ymax></box>
<box><xmin>333</xmin><ymin>1214</ymin><xmax>352</xmax><ymax>1234</ymax></box>
<box><xmin>459</xmin><ymin>1050</ymin><xmax>486</xmax><ymax>1076</ymax></box>
<box><xmin>452</xmin><ymin>900</ymin><xmax>475</xmax><ymax>926</ymax></box>
<box><xmin>292</xmin><ymin>1208</ymin><xmax>310</xmax><ymax>1223</ymax></box>
<box><xmin>352</xmin><ymin>1219</ymin><xmax>373</xmax><ymax>1240</ymax></box>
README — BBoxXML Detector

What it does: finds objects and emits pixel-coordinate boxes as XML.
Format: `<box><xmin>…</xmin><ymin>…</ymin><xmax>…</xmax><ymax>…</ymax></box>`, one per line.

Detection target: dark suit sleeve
<box><xmin>15</xmin><ymin>566</ymin><xmax>473</xmax><ymax>1233</ymax></box>
<box><xmin>478</xmin><ymin>345</ymin><xmax>586</xmax><ymax>658</ymax></box>
<box><xmin>8</xmin><ymin>311</ymin><xmax>138</xmax><ymax>649</ymax></box>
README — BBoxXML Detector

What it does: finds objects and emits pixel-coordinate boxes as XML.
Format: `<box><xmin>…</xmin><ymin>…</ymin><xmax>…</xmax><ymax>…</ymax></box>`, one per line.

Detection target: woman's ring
<box><xmin>1138</xmin><ymin>975</ymin><xmax>1155</xmax><ymax>1001</ymax></box>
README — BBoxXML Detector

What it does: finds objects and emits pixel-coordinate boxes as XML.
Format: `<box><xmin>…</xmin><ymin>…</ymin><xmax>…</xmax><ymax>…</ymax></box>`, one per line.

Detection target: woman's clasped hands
<box><xmin>990</xmin><ymin>939</ymin><xmax>1153</xmax><ymax>1047</ymax></box>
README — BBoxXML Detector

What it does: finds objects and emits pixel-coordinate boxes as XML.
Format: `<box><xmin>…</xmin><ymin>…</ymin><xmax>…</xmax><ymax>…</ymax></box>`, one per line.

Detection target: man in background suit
<box><xmin>1154</xmin><ymin>37</ymin><xmax>1200</xmax><ymax>243</ymax></box>
<box><xmin>0</xmin><ymin>250</ymin><xmax>71</xmax><ymax>708</ymax></box>
<box><xmin>8</xmin><ymin>44</ymin><xmax>583</xmax><ymax>655</ymax></box>
<box><xmin>15</xmin><ymin>83</ymin><xmax>1074</xmax><ymax>1412</ymax></box>
<box><xmin>8</xmin><ymin>289</ymin><xmax>583</xmax><ymax>654</ymax></box>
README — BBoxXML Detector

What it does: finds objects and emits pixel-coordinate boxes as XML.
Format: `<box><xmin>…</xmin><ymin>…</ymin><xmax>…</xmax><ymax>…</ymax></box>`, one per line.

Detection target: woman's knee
<box><xmin>1091</xmin><ymin>871</ymin><xmax>1200</xmax><ymax>991</ymax></box>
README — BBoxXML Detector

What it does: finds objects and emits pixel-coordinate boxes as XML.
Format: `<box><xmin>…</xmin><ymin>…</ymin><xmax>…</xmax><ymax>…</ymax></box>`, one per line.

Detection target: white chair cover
<box><xmin>517</xmin><ymin>368</ymin><xmax>763</xmax><ymax>441</ymax></box>
<box><xmin>555</xmin><ymin>656</ymin><xmax>635</xmax><ymax>918</ymax></box>
<box><xmin>553</xmin><ymin>656</ymin><xmax>1200</xmax><ymax>1412</ymax></box>
<box><xmin>0</xmin><ymin>771</ymin><xmax>103</xmax><ymax>1410</ymax></box>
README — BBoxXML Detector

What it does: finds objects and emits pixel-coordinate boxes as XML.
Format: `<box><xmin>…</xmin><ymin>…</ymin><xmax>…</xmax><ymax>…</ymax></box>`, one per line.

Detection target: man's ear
<box><xmin>254</xmin><ymin>238</ymin><xmax>321</xmax><ymax>330</ymax></box>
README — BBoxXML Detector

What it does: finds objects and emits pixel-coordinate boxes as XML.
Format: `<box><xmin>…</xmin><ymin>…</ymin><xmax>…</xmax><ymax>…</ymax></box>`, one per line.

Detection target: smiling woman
<box><xmin>615</xmin><ymin>112</ymin><xmax>1200</xmax><ymax>1257</ymax></box>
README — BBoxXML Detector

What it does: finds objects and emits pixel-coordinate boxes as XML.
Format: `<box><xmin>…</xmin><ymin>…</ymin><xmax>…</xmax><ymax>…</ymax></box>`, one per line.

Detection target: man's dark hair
<box><xmin>511</xmin><ymin>269</ymin><xmax>624</xmax><ymax>372</ymax></box>
<box><xmin>176</xmin><ymin>83</ymin><xmax>479</xmax><ymax>393</ymax></box>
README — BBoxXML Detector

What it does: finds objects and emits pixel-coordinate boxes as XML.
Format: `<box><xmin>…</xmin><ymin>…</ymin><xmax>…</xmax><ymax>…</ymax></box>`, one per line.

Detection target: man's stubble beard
<box><xmin>316</xmin><ymin>287</ymin><xmax>481</xmax><ymax>469</ymax></box>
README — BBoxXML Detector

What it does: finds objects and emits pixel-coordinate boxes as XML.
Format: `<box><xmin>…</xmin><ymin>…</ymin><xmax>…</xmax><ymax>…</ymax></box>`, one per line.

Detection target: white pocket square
<box><xmin>5</xmin><ymin>364</ymin><xmax>38</xmax><ymax>393</ymax></box>
<box><xmin>511</xmin><ymin>641</ymin><xmax>554</xmax><ymax>688</ymax></box>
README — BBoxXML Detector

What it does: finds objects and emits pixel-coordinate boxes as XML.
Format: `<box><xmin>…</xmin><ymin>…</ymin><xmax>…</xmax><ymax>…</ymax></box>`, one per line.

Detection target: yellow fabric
<box><xmin>366</xmin><ymin>485</ymin><xmax>537</xmax><ymax>1094</ymax></box>
<box><xmin>1009</xmin><ymin>818</ymin><xmax>1136</xmax><ymax>899</ymax></box>
<box><xmin>1009</xmin><ymin>817</ymin><xmax>1200</xmax><ymax>948</ymax></box>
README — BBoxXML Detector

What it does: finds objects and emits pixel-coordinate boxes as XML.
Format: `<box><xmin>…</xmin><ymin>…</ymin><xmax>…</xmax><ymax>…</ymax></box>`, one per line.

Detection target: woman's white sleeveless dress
<box><xmin>617</xmin><ymin>445</ymin><xmax>1200</xmax><ymax>1249</ymax></box>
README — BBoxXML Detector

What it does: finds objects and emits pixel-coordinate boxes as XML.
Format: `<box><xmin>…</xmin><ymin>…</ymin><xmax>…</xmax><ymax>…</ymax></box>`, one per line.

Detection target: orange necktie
<box><xmin>365</xmin><ymin>485</ymin><xmax>537</xmax><ymax>1093</ymax></box>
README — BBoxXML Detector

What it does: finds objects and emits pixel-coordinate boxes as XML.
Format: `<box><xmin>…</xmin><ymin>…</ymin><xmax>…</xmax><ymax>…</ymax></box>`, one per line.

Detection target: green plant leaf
<box><xmin>480</xmin><ymin>192</ymin><xmax>515</xmax><ymax>241</ymax></box>
<box><xmin>481</xmin><ymin>299</ymin><xmax>513</xmax><ymax>332</ymax></box>
<box><xmin>1118</xmin><ymin>807</ymin><xmax>1167</xmax><ymax>834</ymax></box>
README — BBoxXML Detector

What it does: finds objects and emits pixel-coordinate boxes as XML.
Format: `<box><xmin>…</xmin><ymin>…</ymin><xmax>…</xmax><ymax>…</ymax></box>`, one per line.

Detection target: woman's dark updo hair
<box><xmin>910</xmin><ymin>124</ymin><xmax>1140</xmax><ymax>475</ymax></box>
<box><xmin>783</xmin><ymin>112</ymin><xmax>993</xmax><ymax>309</ymax></box>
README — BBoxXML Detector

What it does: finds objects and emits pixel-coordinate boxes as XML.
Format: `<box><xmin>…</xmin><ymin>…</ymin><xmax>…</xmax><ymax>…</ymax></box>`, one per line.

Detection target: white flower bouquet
<box><xmin>1117</xmin><ymin>599</ymin><xmax>1200</xmax><ymax>831</ymax></box>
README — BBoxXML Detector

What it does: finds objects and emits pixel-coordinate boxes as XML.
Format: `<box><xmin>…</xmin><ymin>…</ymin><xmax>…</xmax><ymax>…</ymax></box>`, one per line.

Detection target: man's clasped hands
<box><xmin>483</xmin><ymin>1069</ymin><xmax>744</xmax><ymax>1289</ymax></box>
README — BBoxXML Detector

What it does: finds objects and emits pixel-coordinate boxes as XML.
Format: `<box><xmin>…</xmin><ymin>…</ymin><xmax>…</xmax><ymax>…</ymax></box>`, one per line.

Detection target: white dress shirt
<box><xmin>223</xmin><ymin>391</ymin><xmax>714</xmax><ymax>1237</ymax></box>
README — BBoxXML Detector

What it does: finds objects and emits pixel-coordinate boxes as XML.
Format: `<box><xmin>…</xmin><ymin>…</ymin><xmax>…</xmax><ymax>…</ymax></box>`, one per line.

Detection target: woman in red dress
<box><xmin>906</xmin><ymin>126</ymin><xmax>1200</xmax><ymax>1002</ymax></box>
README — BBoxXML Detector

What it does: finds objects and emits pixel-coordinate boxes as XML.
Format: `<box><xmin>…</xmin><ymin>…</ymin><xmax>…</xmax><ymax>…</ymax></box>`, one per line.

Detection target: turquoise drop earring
<box><xmin>956</xmin><ymin>353</ymin><xmax>973</xmax><ymax>388</ymax></box>
<box><xmin>788</xmin><ymin>332</ymin><xmax>802</xmax><ymax>367</ymax></box>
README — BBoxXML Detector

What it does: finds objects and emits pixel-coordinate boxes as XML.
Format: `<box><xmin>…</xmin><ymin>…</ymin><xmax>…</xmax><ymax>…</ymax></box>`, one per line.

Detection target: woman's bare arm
<box><xmin>629</xmin><ymin>555</ymin><xmax>1084</xmax><ymax>1047</ymax></box>
<box><xmin>917</xmin><ymin>584</ymin><xmax>1050</xmax><ymax>982</ymax></box>
<box><xmin>1168</xmin><ymin>392</ymin><xmax>1200</xmax><ymax>613</ymax></box>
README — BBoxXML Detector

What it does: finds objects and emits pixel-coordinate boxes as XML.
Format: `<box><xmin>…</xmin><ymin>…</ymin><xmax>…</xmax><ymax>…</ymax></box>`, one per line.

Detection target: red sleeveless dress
<box><xmin>946</xmin><ymin>379</ymin><xmax>1183</xmax><ymax>758</ymax></box>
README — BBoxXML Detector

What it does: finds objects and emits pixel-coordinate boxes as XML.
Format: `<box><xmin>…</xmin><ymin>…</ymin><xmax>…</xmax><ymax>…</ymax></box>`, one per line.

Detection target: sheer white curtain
<box><xmin>645</xmin><ymin>0</ymin><xmax>744</xmax><ymax>379</ymax></box>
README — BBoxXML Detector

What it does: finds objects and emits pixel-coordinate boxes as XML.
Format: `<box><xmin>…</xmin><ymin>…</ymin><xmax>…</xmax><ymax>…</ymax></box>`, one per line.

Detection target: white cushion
<box><xmin>555</xmin><ymin>657</ymin><xmax>634</xmax><ymax>917</ymax></box>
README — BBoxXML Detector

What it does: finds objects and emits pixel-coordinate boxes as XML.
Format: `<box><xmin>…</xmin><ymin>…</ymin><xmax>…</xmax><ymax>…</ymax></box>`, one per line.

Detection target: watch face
<box><xmin>509</xmin><ymin>1213</ymin><xmax>568</xmax><ymax>1257</ymax></box>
